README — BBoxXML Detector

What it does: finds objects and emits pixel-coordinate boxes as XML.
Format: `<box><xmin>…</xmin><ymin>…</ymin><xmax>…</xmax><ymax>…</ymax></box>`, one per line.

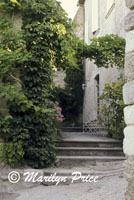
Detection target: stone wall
<box><xmin>123</xmin><ymin>0</ymin><xmax>134</xmax><ymax>199</ymax></box>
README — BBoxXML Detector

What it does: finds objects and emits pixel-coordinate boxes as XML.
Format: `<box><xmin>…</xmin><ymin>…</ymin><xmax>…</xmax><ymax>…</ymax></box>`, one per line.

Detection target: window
<box><xmin>91</xmin><ymin>0</ymin><xmax>99</xmax><ymax>33</ymax></box>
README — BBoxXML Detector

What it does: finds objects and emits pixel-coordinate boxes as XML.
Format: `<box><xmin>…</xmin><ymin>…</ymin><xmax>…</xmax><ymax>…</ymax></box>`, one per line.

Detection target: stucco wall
<box><xmin>83</xmin><ymin>0</ymin><xmax>129</xmax><ymax>123</ymax></box>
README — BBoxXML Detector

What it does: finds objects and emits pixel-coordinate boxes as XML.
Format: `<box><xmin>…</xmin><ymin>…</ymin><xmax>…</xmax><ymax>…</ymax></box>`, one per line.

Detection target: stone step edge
<box><xmin>56</xmin><ymin>140</ymin><xmax>122</xmax><ymax>143</ymax></box>
<box><xmin>57</xmin><ymin>156</ymin><xmax>126</xmax><ymax>160</ymax></box>
<box><xmin>56</xmin><ymin>147</ymin><xmax>123</xmax><ymax>151</ymax></box>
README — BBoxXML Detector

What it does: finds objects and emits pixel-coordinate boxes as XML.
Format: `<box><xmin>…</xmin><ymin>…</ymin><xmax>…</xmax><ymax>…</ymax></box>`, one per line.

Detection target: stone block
<box><xmin>124</xmin><ymin>105</ymin><xmax>134</xmax><ymax>125</ymax></box>
<box><xmin>125</xmin><ymin>31</ymin><xmax>134</xmax><ymax>53</ymax></box>
<box><xmin>125</xmin><ymin>52</ymin><xmax>134</xmax><ymax>81</ymax></box>
<box><xmin>124</xmin><ymin>156</ymin><xmax>134</xmax><ymax>200</ymax></box>
<box><xmin>123</xmin><ymin>81</ymin><xmax>134</xmax><ymax>105</ymax></box>
<box><xmin>125</xmin><ymin>0</ymin><xmax>134</xmax><ymax>10</ymax></box>
<box><xmin>124</xmin><ymin>10</ymin><xmax>134</xmax><ymax>32</ymax></box>
<box><xmin>124</xmin><ymin>126</ymin><xmax>134</xmax><ymax>156</ymax></box>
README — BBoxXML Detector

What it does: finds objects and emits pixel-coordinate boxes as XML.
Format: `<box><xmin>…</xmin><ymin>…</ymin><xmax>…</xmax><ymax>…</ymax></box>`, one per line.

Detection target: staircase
<box><xmin>55</xmin><ymin>132</ymin><xmax>125</xmax><ymax>167</ymax></box>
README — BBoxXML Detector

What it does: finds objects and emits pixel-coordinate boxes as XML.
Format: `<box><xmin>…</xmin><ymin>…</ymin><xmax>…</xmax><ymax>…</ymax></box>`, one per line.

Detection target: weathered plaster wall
<box><xmin>83</xmin><ymin>0</ymin><xmax>129</xmax><ymax>123</ymax></box>
<box><xmin>53</xmin><ymin>70</ymin><xmax>66</xmax><ymax>88</ymax></box>
<box><xmin>12</xmin><ymin>13</ymin><xmax>22</xmax><ymax>31</ymax></box>
<box><xmin>73</xmin><ymin>4</ymin><xmax>84</xmax><ymax>39</ymax></box>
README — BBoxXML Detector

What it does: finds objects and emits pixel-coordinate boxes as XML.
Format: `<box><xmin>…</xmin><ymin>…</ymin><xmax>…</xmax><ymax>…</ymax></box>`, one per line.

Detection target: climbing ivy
<box><xmin>84</xmin><ymin>34</ymin><xmax>125</xmax><ymax>69</ymax></box>
<box><xmin>0</xmin><ymin>0</ymin><xmax>22</xmax><ymax>12</ymax></box>
<box><xmin>0</xmin><ymin>0</ymin><xmax>126</xmax><ymax>167</ymax></box>
<box><xmin>0</xmin><ymin>0</ymin><xmax>78</xmax><ymax>168</ymax></box>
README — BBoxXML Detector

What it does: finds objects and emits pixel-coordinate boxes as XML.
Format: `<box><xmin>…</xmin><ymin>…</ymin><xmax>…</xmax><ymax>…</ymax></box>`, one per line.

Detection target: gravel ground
<box><xmin>15</xmin><ymin>175</ymin><xmax>127</xmax><ymax>200</ymax></box>
<box><xmin>0</xmin><ymin>161</ymin><xmax>127</xmax><ymax>200</ymax></box>
<box><xmin>0</xmin><ymin>193</ymin><xmax>19</xmax><ymax>200</ymax></box>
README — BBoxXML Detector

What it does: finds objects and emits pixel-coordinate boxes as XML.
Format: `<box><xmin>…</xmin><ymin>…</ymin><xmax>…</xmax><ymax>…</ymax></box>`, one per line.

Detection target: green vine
<box><xmin>56</xmin><ymin>34</ymin><xmax>125</xmax><ymax>126</ymax></box>
<box><xmin>0</xmin><ymin>0</ymin><xmax>126</xmax><ymax>167</ymax></box>
<box><xmin>84</xmin><ymin>34</ymin><xmax>125</xmax><ymax>69</ymax></box>
<box><xmin>0</xmin><ymin>0</ymin><xmax>22</xmax><ymax>12</ymax></box>
<box><xmin>0</xmin><ymin>0</ymin><xmax>77</xmax><ymax>168</ymax></box>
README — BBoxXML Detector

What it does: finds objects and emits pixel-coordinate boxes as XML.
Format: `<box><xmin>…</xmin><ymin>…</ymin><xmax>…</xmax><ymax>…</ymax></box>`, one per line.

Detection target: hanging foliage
<box><xmin>0</xmin><ymin>0</ymin><xmax>78</xmax><ymax>168</ymax></box>
<box><xmin>84</xmin><ymin>34</ymin><xmax>125</xmax><ymax>69</ymax></box>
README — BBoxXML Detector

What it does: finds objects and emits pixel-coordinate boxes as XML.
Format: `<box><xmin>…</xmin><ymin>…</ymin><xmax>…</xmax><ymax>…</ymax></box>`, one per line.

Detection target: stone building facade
<box><xmin>123</xmin><ymin>0</ymin><xmax>134</xmax><ymax>199</ymax></box>
<box><xmin>75</xmin><ymin>0</ymin><xmax>129</xmax><ymax>124</ymax></box>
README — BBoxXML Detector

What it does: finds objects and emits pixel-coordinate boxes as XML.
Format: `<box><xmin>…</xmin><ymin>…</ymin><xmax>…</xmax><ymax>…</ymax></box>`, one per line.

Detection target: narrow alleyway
<box><xmin>0</xmin><ymin>132</ymin><xmax>126</xmax><ymax>200</ymax></box>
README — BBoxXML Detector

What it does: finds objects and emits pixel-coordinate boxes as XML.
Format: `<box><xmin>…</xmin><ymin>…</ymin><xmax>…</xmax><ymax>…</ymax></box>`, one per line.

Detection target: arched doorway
<box><xmin>95</xmin><ymin>74</ymin><xmax>100</xmax><ymax>116</ymax></box>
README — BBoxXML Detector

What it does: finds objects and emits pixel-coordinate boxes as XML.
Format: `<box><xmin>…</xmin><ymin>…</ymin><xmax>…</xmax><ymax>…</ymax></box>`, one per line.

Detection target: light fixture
<box><xmin>82</xmin><ymin>83</ymin><xmax>87</xmax><ymax>90</ymax></box>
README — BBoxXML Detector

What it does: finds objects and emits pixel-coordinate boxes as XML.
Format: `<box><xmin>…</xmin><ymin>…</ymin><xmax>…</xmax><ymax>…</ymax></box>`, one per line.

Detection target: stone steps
<box><xmin>56</xmin><ymin>147</ymin><xmax>124</xmax><ymax>157</ymax></box>
<box><xmin>55</xmin><ymin>135</ymin><xmax>125</xmax><ymax>166</ymax></box>
<box><xmin>56</xmin><ymin>140</ymin><xmax>122</xmax><ymax>148</ymax></box>
<box><xmin>56</xmin><ymin>156</ymin><xmax>125</xmax><ymax>167</ymax></box>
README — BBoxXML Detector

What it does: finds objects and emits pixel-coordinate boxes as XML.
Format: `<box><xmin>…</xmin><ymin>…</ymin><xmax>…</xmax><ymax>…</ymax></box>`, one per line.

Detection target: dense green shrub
<box><xmin>0</xmin><ymin>0</ymin><xmax>78</xmax><ymax>168</ymax></box>
<box><xmin>98</xmin><ymin>80</ymin><xmax>126</xmax><ymax>140</ymax></box>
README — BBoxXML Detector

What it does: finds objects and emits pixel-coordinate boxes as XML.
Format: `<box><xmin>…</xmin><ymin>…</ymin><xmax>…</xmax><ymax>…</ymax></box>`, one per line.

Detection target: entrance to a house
<box><xmin>95</xmin><ymin>74</ymin><xmax>100</xmax><ymax>116</ymax></box>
